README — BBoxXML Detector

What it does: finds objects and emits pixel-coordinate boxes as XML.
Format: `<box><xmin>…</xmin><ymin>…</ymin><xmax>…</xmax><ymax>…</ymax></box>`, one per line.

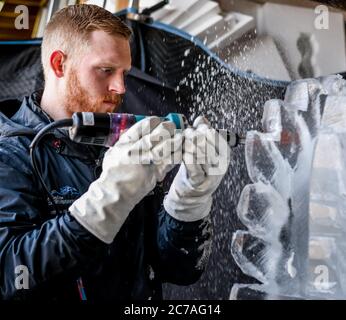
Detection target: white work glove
<box><xmin>164</xmin><ymin>116</ymin><xmax>230</xmax><ymax>222</ymax></box>
<box><xmin>69</xmin><ymin>116</ymin><xmax>182</xmax><ymax>243</ymax></box>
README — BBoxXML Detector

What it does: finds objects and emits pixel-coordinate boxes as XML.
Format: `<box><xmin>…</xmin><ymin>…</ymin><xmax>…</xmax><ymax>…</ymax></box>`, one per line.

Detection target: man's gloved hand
<box><xmin>164</xmin><ymin>116</ymin><xmax>230</xmax><ymax>222</ymax></box>
<box><xmin>69</xmin><ymin>116</ymin><xmax>182</xmax><ymax>244</ymax></box>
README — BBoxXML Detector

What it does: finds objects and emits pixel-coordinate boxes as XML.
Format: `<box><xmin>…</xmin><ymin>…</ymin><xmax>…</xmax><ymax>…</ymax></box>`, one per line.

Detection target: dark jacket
<box><xmin>0</xmin><ymin>92</ymin><xmax>212</xmax><ymax>301</ymax></box>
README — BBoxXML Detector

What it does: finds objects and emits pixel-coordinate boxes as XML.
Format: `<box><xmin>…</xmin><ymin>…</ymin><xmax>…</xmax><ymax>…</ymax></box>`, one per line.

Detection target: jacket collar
<box><xmin>12</xmin><ymin>90</ymin><xmax>54</xmax><ymax>131</ymax></box>
<box><xmin>12</xmin><ymin>91</ymin><xmax>106</xmax><ymax>162</ymax></box>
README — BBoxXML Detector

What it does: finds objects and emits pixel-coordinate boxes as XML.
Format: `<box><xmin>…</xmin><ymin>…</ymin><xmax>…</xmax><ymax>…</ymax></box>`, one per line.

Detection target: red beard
<box><xmin>65</xmin><ymin>69</ymin><xmax>122</xmax><ymax>116</ymax></box>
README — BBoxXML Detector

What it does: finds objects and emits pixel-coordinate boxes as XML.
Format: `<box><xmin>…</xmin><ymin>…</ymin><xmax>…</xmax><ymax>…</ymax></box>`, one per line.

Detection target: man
<box><xmin>0</xmin><ymin>4</ymin><xmax>229</xmax><ymax>301</ymax></box>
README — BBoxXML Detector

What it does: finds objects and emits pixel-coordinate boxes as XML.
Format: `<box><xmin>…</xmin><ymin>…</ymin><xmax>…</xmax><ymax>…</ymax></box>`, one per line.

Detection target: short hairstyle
<box><xmin>41</xmin><ymin>4</ymin><xmax>132</xmax><ymax>79</ymax></box>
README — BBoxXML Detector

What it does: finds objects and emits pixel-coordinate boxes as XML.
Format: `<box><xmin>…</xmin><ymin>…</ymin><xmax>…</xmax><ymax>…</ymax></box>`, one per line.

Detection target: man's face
<box><xmin>64</xmin><ymin>30</ymin><xmax>131</xmax><ymax>116</ymax></box>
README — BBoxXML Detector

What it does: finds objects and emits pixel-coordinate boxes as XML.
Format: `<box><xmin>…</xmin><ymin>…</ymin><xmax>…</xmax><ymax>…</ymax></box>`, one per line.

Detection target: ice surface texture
<box><xmin>231</xmin><ymin>75</ymin><xmax>346</xmax><ymax>299</ymax></box>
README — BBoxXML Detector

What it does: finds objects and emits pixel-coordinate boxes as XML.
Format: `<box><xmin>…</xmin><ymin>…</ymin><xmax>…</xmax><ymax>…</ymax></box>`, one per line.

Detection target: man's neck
<box><xmin>41</xmin><ymin>88</ymin><xmax>70</xmax><ymax>120</ymax></box>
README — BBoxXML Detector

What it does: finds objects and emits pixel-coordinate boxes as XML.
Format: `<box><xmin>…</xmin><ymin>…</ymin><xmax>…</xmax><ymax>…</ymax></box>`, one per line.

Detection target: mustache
<box><xmin>103</xmin><ymin>94</ymin><xmax>123</xmax><ymax>104</ymax></box>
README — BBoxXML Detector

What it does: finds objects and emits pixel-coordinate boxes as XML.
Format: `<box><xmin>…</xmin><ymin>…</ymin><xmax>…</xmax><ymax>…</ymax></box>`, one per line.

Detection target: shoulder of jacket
<box><xmin>0</xmin><ymin>136</ymin><xmax>32</xmax><ymax>174</ymax></box>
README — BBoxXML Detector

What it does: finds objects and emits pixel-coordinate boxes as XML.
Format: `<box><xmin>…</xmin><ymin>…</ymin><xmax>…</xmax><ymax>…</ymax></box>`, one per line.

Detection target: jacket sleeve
<box><xmin>0</xmin><ymin>155</ymin><xmax>107</xmax><ymax>300</ymax></box>
<box><xmin>153</xmin><ymin>205</ymin><xmax>213</xmax><ymax>285</ymax></box>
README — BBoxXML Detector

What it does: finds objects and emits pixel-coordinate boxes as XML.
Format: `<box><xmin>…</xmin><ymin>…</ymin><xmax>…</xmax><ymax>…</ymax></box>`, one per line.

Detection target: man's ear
<box><xmin>50</xmin><ymin>50</ymin><xmax>66</xmax><ymax>78</ymax></box>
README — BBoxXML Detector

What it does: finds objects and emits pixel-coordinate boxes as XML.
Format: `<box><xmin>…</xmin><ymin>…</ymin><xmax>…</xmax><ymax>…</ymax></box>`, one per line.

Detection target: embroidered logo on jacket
<box><xmin>47</xmin><ymin>186</ymin><xmax>80</xmax><ymax>214</ymax></box>
<box><xmin>51</xmin><ymin>186</ymin><xmax>80</xmax><ymax>199</ymax></box>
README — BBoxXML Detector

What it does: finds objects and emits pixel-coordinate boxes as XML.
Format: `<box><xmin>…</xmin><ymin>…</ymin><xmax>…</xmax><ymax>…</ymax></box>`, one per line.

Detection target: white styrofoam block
<box><xmin>160</xmin><ymin>0</ymin><xmax>209</xmax><ymax>25</ymax></box>
<box><xmin>149</xmin><ymin>1</ymin><xmax>182</xmax><ymax>21</ymax></box>
<box><xmin>140</xmin><ymin>0</ymin><xmax>206</xmax><ymax>23</ymax></box>
<box><xmin>175</xmin><ymin>1</ymin><xmax>221</xmax><ymax>30</ymax></box>
<box><xmin>208</xmin><ymin>12</ymin><xmax>255</xmax><ymax>51</ymax></box>
<box><xmin>151</xmin><ymin>8</ymin><xmax>172</xmax><ymax>21</ymax></box>
<box><xmin>139</xmin><ymin>0</ymin><xmax>160</xmax><ymax>7</ymax></box>
<box><xmin>260</xmin><ymin>3</ymin><xmax>346</xmax><ymax>78</ymax></box>
<box><xmin>220</xmin><ymin>0</ymin><xmax>264</xmax><ymax>30</ymax></box>
<box><xmin>219</xmin><ymin>34</ymin><xmax>291</xmax><ymax>81</ymax></box>
<box><xmin>186</xmin><ymin>12</ymin><xmax>239</xmax><ymax>46</ymax></box>
<box><xmin>186</xmin><ymin>14</ymin><xmax>224</xmax><ymax>44</ymax></box>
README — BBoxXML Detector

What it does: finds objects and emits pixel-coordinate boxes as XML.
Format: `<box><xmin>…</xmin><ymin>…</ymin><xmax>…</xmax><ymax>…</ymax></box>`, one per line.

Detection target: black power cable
<box><xmin>29</xmin><ymin>119</ymin><xmax>73</xmax><ymax>215</ymax></box>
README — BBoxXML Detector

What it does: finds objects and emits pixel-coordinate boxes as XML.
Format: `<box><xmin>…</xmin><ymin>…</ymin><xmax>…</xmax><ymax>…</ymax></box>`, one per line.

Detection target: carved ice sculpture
<box><xmin>230</xmin><ymin>75</ymin><xmax>346</xmax><ymax>300</ymax></box>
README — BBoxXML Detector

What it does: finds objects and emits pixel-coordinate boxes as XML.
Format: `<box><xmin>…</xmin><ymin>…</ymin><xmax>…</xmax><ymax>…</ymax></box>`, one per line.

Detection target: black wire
<box><xmin>29</xmin><ymin>119</ymin><xmax>73</xmax><ymax>215</ymax></box>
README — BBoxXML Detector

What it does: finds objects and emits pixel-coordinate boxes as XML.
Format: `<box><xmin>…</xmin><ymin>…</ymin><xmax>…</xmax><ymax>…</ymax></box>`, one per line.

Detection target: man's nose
<box><xmin>109</xmin><ymin>73</ymin><xmax>126</xmax><ymax>94</ymax></box>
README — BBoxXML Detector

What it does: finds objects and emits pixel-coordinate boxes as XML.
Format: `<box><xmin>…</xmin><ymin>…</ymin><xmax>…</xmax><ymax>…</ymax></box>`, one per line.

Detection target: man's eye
<box><xmin>100</xmin><ymin>68</ymin><xmax>113</xmax><ymax>74</ymax></box>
